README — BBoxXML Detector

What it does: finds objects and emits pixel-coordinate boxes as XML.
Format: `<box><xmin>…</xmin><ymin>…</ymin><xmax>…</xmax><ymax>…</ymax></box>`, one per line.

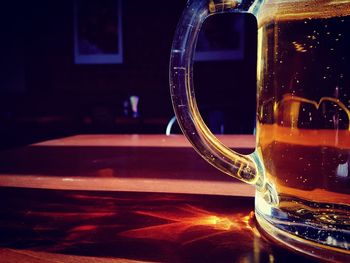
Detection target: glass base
<box><xmin>255</xmin><ymin>194</ymin><xmax>350</xmax><ymax>262</ymax></box>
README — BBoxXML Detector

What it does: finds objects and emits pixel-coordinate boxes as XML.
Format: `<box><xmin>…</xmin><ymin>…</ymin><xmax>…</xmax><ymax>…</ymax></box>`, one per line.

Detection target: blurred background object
<box><xmin>0</xmin><ymin>0</ymin><xmax>256</xmax><ymax>149</ymax></box>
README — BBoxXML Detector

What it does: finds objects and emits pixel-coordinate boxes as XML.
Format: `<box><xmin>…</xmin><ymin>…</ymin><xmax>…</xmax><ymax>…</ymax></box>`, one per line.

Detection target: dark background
<box><xmin>0</xmin><ymin>0</ymin><xmax>257</xmax><ymax>149</ymax></box>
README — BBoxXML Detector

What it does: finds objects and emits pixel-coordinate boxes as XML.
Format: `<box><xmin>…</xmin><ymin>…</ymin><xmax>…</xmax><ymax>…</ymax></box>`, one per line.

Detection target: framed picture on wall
<box><xmin>194</xmin><ymin>14</ymin><xmax>244</xmax><ymax>61</ymax></box>
<box><xmin>74</xmin><ymin>0</ymin><xmax>123</xmax><ymax>64</ymax></box>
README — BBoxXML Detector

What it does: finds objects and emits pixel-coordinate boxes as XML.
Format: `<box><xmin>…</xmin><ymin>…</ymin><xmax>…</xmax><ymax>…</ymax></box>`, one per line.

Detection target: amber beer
<box><xmin>255</xmin><ymin>6</ymin><xmax>350</xmax><ymax>250</ymax></box>
<box><xmin>170</xmin><ymin>0</ymin><xmax>350</xmax><ymax>256</ymax></box>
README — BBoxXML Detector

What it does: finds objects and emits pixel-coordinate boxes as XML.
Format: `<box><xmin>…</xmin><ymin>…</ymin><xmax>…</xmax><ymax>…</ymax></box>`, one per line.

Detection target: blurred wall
<box><xmin>0</xmin><ymin>0</ymin><xmax>256</xmax><ymax>148</ymax></box>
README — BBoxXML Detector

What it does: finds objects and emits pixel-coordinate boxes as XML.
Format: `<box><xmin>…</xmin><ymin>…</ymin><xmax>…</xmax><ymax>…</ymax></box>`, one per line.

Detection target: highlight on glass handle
<box><xmin>169</xmin><ymin>0</ymin><xmax>264</xmax><ymax>187</ymax></box>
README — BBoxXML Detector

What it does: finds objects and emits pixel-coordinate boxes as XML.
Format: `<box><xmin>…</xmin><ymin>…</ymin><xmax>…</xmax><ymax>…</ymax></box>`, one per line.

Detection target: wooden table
<box><xmin>0</xmin><ymin>134</ymin><xmax>255</xmax><ymax>196</ymax></box>
<box><xmin>0</xmin><ymin>135</ymin><xmax>318</xmax><ymax>262</ymax></box>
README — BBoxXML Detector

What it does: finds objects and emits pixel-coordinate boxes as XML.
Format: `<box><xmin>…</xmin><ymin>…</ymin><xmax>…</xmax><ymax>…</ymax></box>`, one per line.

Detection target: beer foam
<box><xmin>255</xmin><ymin>0</ymin><xmax>350</xmax><ymax>26</ymax></box>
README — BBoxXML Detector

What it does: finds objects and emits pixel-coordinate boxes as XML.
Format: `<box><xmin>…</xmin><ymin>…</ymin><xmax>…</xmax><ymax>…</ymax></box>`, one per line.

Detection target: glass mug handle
<box><xmin>170</xmin><ymin>0</ymin><xmax>265</xmax><ymax>189</ymax></box>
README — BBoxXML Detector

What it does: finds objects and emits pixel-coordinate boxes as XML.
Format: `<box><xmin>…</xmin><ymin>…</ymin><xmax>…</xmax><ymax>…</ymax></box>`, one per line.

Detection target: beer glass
<box><xmin>170</xmin><ymin>0</ymin><xmax>350</xmax><ymax>261</ymax></box>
